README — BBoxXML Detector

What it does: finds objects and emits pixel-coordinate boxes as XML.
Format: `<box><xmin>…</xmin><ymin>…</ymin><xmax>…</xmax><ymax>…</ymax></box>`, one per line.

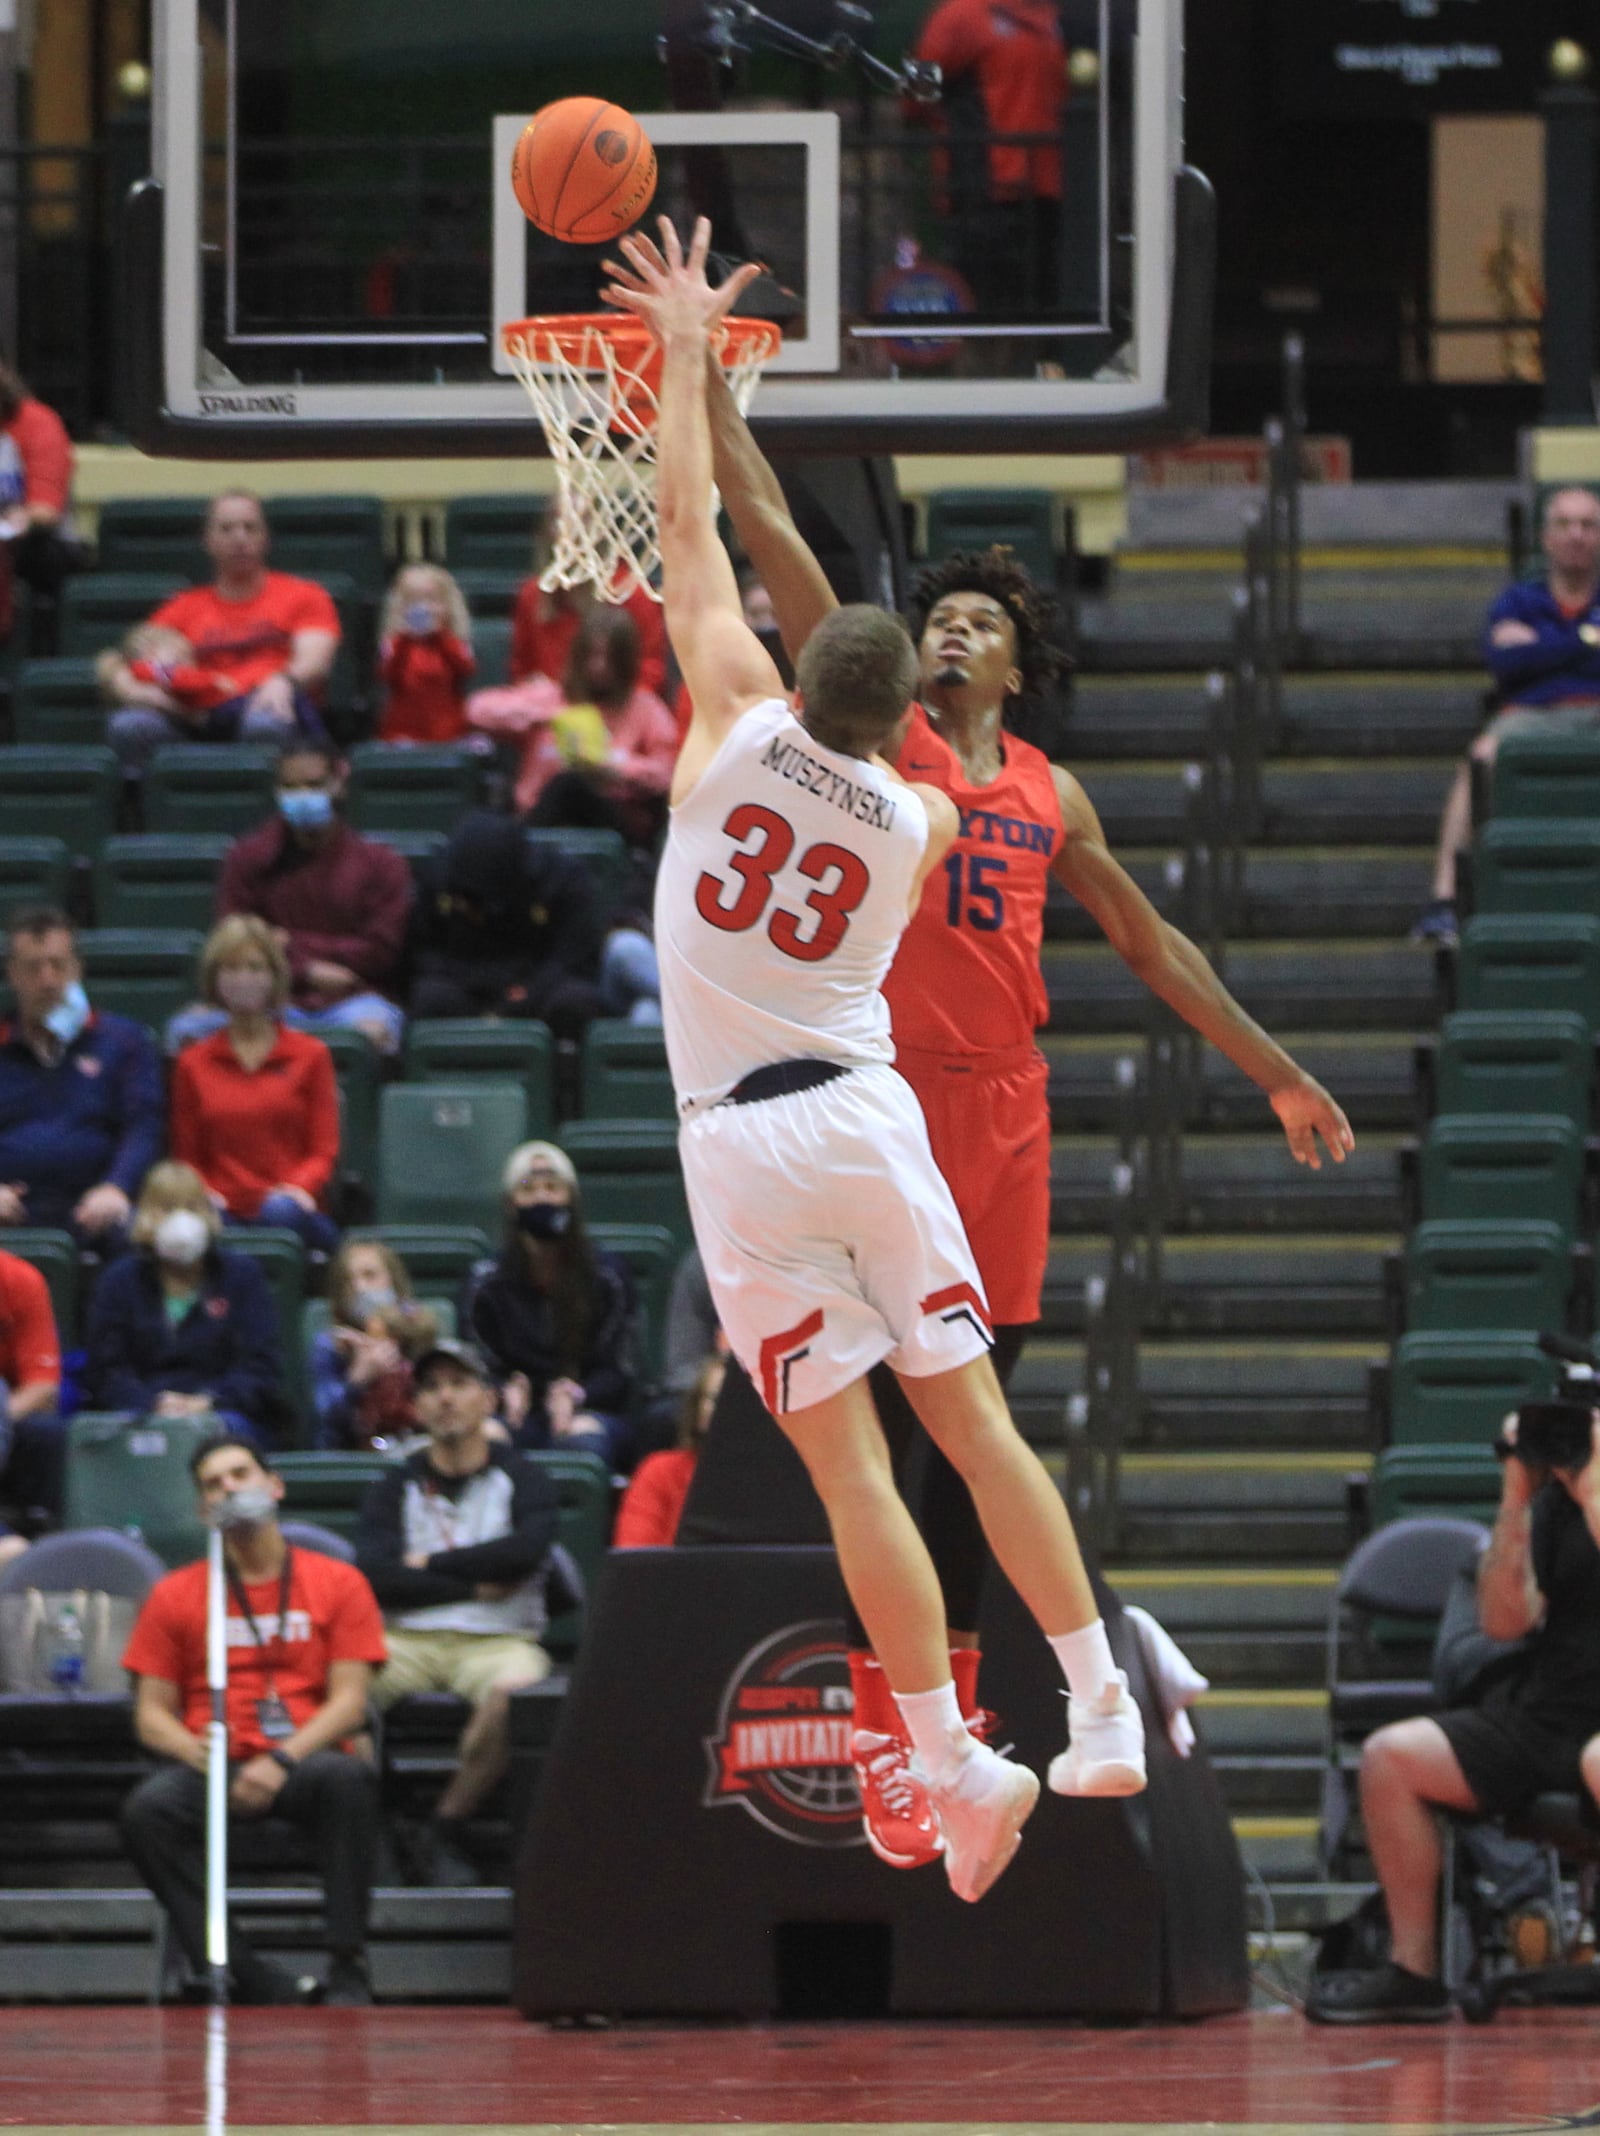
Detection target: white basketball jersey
<box><xmin>656</xmin><ymin>699</ymin><xmax>930</xmax><ymax>1115</ymax></box>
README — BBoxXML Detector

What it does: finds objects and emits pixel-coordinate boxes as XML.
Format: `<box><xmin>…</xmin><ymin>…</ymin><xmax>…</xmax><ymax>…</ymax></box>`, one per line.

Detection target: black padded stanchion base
<box><xmin>513</xmin><ymin>1547</ymin><xmax>1247</xmax><ymax>2020</ymax></box>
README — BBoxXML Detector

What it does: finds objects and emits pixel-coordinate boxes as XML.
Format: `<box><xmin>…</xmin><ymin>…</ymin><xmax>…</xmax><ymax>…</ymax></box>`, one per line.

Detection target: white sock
<box><xmin>893</xmin><ymin>1680</ymin><xmax>968</xmax><ymax>1781</ymax></box>
<box><xmin>1048</xmin><ymin>1619</ymin><xmax>1120</xmax><ymax>1703</ymax></box>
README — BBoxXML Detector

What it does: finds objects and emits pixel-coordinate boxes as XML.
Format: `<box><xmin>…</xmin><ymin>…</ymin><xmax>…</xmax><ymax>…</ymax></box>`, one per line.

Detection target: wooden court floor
<box><xmin>3</xmin><ymin>2006</ymin><xmax>1600</xmax><ymax>2134</ymax></box>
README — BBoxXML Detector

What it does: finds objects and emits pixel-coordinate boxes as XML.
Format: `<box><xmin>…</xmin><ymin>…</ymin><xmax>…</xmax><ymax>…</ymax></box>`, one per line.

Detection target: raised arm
<box><xmin>704</xmin><ymin>355</ymin><xmax>837</xmax><ymax>664</ymax></box>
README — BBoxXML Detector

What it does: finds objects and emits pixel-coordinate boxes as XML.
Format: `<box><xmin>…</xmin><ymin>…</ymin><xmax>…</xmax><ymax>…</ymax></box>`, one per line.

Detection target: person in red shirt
<box><xmin>102</xmin><ymin>622</ymin><xmax>238</xmax><ymax>717</ymax></box>
<box><xmin>910</xmin><ymin>0</ymin><xmax>1068</xmax><ymax>319</ymax></box>
<box><xmin>120</xmin><ymin>1433</ymin><xmax>386</xmax><ymax>2004</ymax></box>
<box><xmin>0</xmin><ymin>361</ymin><xmax>80</xmax><ymax>604</ymax></box>
<box><xmin>170</xmin><ymin>915</ymin><xmax>341</xmax><ymax>1254</ymax></box>
<box><xmin>615</xmin><ymin>1355</ymin><xmax>723</xmax><ymax>1548</ymax></box>
<box><xmin>100</xmin><ymin>490</ymin><xmax>340</xmax><ymax>771</ymax></box>
<box><xmin>376</xmin><ymin>563</ymin><xmax>475</xmax><ymax>743</ymax></box>
<box><xmin>509</xmin><ymin>563</ymin><xmax>667</xmax><ymax>700</ymax></box>
<box><xmin>0</xmin><ymin>1246</ymin><xmax>62</xmax><ymax>1552</ymax></box>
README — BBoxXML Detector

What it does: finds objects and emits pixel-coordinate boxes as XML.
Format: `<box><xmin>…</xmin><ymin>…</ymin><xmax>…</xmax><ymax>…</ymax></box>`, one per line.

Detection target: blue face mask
<box><xmin>43</xmin><ymin>980</ymin><xmax>90</xmax><ymax>1046</ymax></box>
<box><xmin>277</xmin><ymin>788</ymin><xmax>335</xmax><ymax>831</ymax></box>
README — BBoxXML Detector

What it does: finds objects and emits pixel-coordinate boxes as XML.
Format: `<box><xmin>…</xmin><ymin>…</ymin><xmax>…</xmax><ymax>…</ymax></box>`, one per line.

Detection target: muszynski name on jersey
<box><xmin>760</xmin><ymin>734</ymin><xmax>898</xmax><ymax>832</ymax></box>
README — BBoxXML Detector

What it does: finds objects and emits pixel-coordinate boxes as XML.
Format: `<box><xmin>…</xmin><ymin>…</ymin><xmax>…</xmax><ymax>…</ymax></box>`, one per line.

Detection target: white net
<box><xmin>503</xmin><ymin>315</ymin><xmax>782</xmax><ymax>605</ymax></box>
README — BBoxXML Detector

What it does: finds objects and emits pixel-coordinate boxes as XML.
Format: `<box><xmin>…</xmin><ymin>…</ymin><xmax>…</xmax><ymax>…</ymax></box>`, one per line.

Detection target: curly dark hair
<box><xmin>905</xmin><ymin>545</ymin><xmax>1072</xmax><ymax>705</ymax></box>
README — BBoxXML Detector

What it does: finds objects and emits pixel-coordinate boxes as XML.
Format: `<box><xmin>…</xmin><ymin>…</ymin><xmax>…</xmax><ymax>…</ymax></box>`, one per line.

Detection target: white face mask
<box><xmin>153</xmin><ymin>1209</ymin><xmax>210</xmax><ymax>1267</ymax></box>
<box><xmin>210</xmin><ymin>1483</ymin><xmax>278</xmax><ymax>1531</ymax></box>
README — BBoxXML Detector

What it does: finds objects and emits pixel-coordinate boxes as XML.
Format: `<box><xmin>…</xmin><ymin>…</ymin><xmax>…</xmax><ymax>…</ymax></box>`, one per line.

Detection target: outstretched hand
<box><xmin>1269</xmin><ymin>1075</ymin><xmax>1355</xmax><ymax>1170</ymax></box>
<box><xmin>602</xmin><ymin>215</ymin><xmax>761</xmax><ymax>345</ymax></box>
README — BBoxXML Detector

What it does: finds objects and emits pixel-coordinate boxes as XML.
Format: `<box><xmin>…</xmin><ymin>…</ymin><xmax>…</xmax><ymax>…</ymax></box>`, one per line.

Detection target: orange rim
<box><xmin>503</xmin><ymin>312</ymin><xmax>781</xmax><ymax>428</ymax></box>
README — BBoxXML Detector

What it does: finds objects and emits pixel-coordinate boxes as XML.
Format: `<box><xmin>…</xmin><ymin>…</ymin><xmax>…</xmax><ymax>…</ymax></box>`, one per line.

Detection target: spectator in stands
<box><xmin>1307</xmin><ymin>1411</ymin><xmax>1600</xmax><ymax>2023</ymax></box>
<box><xmin>355</xmin><ymin>1338</ymin><xmax>559</xmax><ymax>1887</ymax></box>
<box><xmin>909</xmin><ymin>0</ymin><xmax>1067</xmax><ymax>319</ymax></box>
<box><xmin>0</xmin><ymin>1243</ymin><xmax>62</xmax><ymax>1532</ymax></box>
<box><xmin>408</xmin><ymin>809</ymin><xmax>612</xmax><ymax>1036</ymax></box>
<box><xmin>0</xmin><ymin>361</ymin><xmax>79</xmax><ymax>601</ymax></box>
<box><xmin>310</xmin><ymin>1239</ymin><xmax>439</xmax><ymax>1451</ymax></box>
<box><xmin>169</xmin><ymin>917</ymin><xmax>340</xmax><ymax>1254</ymax></box>
<box><xmin>469</xmin><ymin>606</ymin><xmax>679</xmax><ymax>840</ymax></box>
<box><xmin>98</xmin><ymin>622</ymin><xmax>241</xmax><ymax>724</ymax></box>
<box><xmin>120</xmin><ymin>1433</ymin><xmax>385</xmax><ymax>2005</ymax></box>
<box><xmin>465</xmin><ymin>1142</ymin><xmax>637</xmax><ymax>1470</ymax></box>
<box><xmin>377</xmin><ymin>563</ymin><xmax>474</xmax><ymax>743</ymax></box>
<box><xmin>83</xmin><ymin>1162</ymin><xmax>288</xmax><ymax>1445</ymax></box>
<box><xmin>1416</xmin><ymin>485</ymin><xmax>1600</xmax><ymax>944</ymax></box>
<box><xmin>167</xmin><ymin>740</ymin><xmax>411</xmax><ymax>1057</ymax></box>
<box><xmin>615</xmin><ymin>1354</ymin><xmax>723</xmax><ymax>1548</ymax></box>
<box><xmin>509</xmin><ymin>543</ymin><xmax>667</xmax><ymax>702</ymax></box>
<box><xmin>0</xmin><ymin>905</ymin><xmax>163</xmax><ymax>1245</ymax></box>
<box><xmin>100</xmin><ymin>491</ymin><xmax>339</xmax><ymax>771</ymax></box>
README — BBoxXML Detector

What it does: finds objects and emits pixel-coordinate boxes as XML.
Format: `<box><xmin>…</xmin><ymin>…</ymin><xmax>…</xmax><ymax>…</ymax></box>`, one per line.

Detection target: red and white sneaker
<box><xmin>851</xmin><ymin>1728</ymin><xmax>944</xmax><ymax>1869</ymax></box>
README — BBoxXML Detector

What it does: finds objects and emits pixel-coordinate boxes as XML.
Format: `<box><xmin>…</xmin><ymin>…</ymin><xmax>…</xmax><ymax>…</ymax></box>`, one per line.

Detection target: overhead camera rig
<box><xmin>667</xmin><ymin>0</ymin><xmax>944</xmax><ymax>101</ymax></box>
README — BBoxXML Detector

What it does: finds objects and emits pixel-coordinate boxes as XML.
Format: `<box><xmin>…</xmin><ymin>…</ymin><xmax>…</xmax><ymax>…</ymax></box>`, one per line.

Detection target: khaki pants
<box><xmin>374</xmin><ymin>1628</ymin><xmax>550</xmax><ymax>1709</ymax></box>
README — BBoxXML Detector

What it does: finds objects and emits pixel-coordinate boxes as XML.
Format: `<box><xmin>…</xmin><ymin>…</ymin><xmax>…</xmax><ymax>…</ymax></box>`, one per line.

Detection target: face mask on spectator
<box><xmin>517</xmin><ymin>1201</ymin><xmax>571</xmax><ymax>1240</ymax></box>
<box><xmin>217</xmin><ymin>968</ymin><xmax>275</xmax><ymax>1017</ymax></box>
<box><xmin>154</xmin><ymin>1209</ymin><xmax>210</xmax><ymax>1266</ymax></box>
<box><xmin>42</xmin><ymin>980</ymin><xmax>90</xmax><ymax>1046</ymax></box>
<box><xmin>278</xmin><ymin>787</ymin><xmax>335</xmax><ymax>830</ymax></box>
<box><xmin>352</xmin><ymin>1285</ymin><xmax>398</xmax><ymax>1320</ymax></box>
<box><xmin>209</xmin><ymin>1483</ymin><xmax>278</xmax><ymax>1531</ymax></box>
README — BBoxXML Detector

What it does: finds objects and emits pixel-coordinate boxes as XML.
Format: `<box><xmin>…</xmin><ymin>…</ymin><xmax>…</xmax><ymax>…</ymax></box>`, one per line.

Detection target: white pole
<box><xmin>204</xmin><ymin>1522</ymin><xmax>229</xmax><ymax>2004</ymax></box>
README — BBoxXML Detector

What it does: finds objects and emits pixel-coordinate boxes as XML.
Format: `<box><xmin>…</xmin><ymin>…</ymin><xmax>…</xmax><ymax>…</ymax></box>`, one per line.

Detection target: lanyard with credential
<box><xmin>226</xmin><ymin>1544</ymin><xmax>295</xmax><ymax>1721</ymax></box>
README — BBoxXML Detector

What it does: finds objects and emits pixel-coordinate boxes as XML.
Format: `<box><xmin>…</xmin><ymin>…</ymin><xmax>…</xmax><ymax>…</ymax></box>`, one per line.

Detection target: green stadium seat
<box><xmin>63</xmin><ymin>1412</ymin><xmax>212</xmax><ymax>1566</ymax></box>
<box><xmin>346</xmin><ymin>1224</ymin><xmax>493</xmax><ymax>1292</ymax></box>
<box><xmin>1389</xmin><ymin>1331</ymin><xmax>1555</xmax><ymax>1446</ymax></box>
<box><xmin>376</xmin><ymin>1080</ymin><xmax>529</xmax><ymax>1232</ymax></box>
<box><xmin>12</xmin><ymin>657</ymin><xmax>107</xmax><ymax>746</ymax></box>
<box><xmin>1490</xmin><ymin>730</ymin><xmax>1600</xmax><ymax>820</ymax></box>
<box><xmin>76</xmin><ymin>929</ymin><xmax>203</xmax><ymax>1029</ymax></box>
<box><xmin>312</xmin><ymin>568</ymin><xmax>373</xmax><ymax>720</ymax></box>
<box><xmin>55</xmin><ymin>574</ymin><xmax>186</xmax><ymax>659</ymax></box>
<box><xmin>404</xmin><ymin>1019</ymin><xmax>555</xmax><ymax>1135</ymax></box>
<box><xmin>588</xmin><ymin>1221</ymin><xmax>679</xmax><ymax>1385</ymax></box>
<box><xmin>0</xmin><ymin>837</ymin><xmax>71</xmax><ymax>918</ymax></box>
<box><xmin>263</xmin><ymin>495</ymin><xmax>387</xmax><ymax>597</ymax></box>
<box><xmin>580</xmin><ymin>1019</ymin><xmax>674</xmax><ymax>1121</ymax></box>
<box><xmin>925</xmin><ymin>489</ymin><xmax>1056</xmax><ymax>587</ymax></box>
<box><xmin>94</xmin><ymin>498</ymin><xmax>211</xmax><ymax>580</ymax></box>
<box><xmin>318</xmin><ymin>1025</ymin><xmax>383</xmax><ymax>1199</ymax></box>
<box><xmin>558</xmin><ymin>1119</ymin><xmax>690</xmax><ymax>1251</ymax></box>
<box><xmin>529</xmin><ymin>1447</ymin><xmax>611</xmax><ymax>1658</ymax></box>
<box><xmin>143</xmin><ymin>744</ymin><xmax>279</xmax><ymax>836</ymax></box>
<box><xmin>1456</xmin><ymin>913</ymin><xmax>1600</xmax><ymax>1031</ymax></box>
<box><xmin>93</xmin><ymin>834</ymin><xmax>229</xmax><ymax>933</ymax></box>
<box><xmin>1473</xmin><ymin>817</ymin><xmax>1600</xmax><ymax>919</ymax></box>
<box><xmin>0</xmin><ymin>1228</ymin><xmax>79</xmax><ymax>1343</ymax></box>
<box><xmin>346</xmin><ymin>742</ymin><xmax>482</xmax><ymax>835</ymax></box>
<box><xmin>472</xmin><ymin>616</ymin><xmax>514</xmax><ymax>690</ymax></box>
<box><xmin>275</xmin><ymin>1448</ymin><xmax>400</xmax><ymax>1543</ymax></box>
<box><xmin>523</xmin><ymin>827</ymin><xmax>631</xmax><ymax>929</ymax></box>
<box><xmin>368</xmin><ymin>828</ymin><xmax>448</xmax><ymax>873</ymax></box>
<box><xmin>454</xmin><ymin>568</ymin><xmax>524</xmax><ymax>620</ymax></box>
<box><xmin>223</xmin><ymin>1227</ymin><xmax>309</xmax><ymax>1430</ymax></box>
<box><xmin>443</xmin><ymin>495</ymin><xmax>544</xmax><ymax>574</ymax></box>
<box><xmin>1419</xmin><ymin>1113</ymin><xmax>1585</xmax><ymax>1234</ymax></box>
<box><xmin>1402</xmin><ymin>1218</ymin><xmax>1573</xmax><ymax>1335</ymax></box>
<box><xmin>1371</xmin><ymin>1444</ymin><xmax>1501</xmax><ymax>1530</ymax></box>
<box><xmin>0</xmin><ymin>747</ymin><xmax>119</xmax><ymax>858</ymax></box>
<box><xmin>1433</xmin><ymin>1010</ymin><xmax>1592</xmax><ymax>1124</ymax></box>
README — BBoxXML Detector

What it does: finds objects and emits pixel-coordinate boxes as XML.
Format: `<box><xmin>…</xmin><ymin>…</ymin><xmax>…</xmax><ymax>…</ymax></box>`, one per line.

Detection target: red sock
<box><xmin>950</xmin><ymin>1645</ymin><xmax>982</xmax><ymax>1721</ymax></box>
<box><xmin>847</xmin><ymin>1648</ymin><xmax>899</xmax><ymax>1737</ymax></box>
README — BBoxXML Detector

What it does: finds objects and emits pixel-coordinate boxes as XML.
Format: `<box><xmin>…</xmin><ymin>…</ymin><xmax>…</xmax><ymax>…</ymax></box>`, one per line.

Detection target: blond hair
<box><xmin>198</xmin><ymin>914</ymin><xmax>291</xmax><ymax>1012</ymax></box>
<box><xmin>381</xmin><ymin>562</ymin><xmax>472</xmax><ymax>646</ymax></box>
<box><xmin>329</xmin><ymin>1237</ymin><xmax>415</xmax><ymax>1325</ymax></box>
<box><xmin>131</xmin><ymin>1161</ymin><xmax>220</xmax><ymax>1248</ymax></box>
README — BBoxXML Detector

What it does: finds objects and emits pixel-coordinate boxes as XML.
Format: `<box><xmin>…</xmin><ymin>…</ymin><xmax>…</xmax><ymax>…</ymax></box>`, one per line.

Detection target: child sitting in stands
<box><xmin>98</xmin><ymin>622</ymin><xmax>239</xmax><ymax>718</ymax></box>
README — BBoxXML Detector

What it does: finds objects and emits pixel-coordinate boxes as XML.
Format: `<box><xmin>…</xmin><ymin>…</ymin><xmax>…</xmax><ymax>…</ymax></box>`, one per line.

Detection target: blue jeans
<box><xmin>600</xmin><ymin>928</ymin><xmax>661</xmax><ymax>1026</ymax></box>
<box><xmin>224</xmin><ymin>1196</ymin><xmax>339</xmax><ymax>1255</ymax></box>
<box><xmin>108</xmin><ymin>688</ymin><xmax>328</xmax><ymax>774</ymax></box>
<box><xmin>168</xmin><ymin>995</ymin><xmax>404</xmax><ymax>1056</ymax></box>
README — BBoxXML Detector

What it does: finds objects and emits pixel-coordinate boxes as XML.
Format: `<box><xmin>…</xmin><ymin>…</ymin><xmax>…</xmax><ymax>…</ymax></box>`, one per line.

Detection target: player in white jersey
<box><xmin>611</xmin><ymin>218</ymin><xmax>1145</xmax><ymax>1901</ymax></box>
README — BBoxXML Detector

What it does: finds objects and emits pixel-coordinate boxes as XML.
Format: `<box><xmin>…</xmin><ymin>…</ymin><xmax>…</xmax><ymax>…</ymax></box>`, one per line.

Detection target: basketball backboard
<box><xmin>128</xmin><ymin>0</ymin><xmax>1210</xmax><ymax>458</ymax></box>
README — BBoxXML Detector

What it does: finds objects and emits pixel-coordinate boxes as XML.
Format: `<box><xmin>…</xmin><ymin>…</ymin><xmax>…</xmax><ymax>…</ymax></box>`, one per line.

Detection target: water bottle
<box><xmin>48</xmin><ymin>1603</ymin><xmax>86</xmax><ymax>1692</ymax></box>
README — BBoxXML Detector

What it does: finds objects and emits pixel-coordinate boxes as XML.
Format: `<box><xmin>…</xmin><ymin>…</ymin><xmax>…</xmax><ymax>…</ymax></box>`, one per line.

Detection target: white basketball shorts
<box><xmin>679</xmin><ymin>1061</ymin><xmax>994</xmax><ymax>1416</ymax></box>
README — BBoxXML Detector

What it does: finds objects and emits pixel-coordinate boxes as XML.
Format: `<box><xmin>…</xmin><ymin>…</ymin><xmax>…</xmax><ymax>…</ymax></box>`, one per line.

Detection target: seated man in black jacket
<box><xmin>354</xmin><ymin>1340</ymin><xmax>559</xmax><ymax>1886</ymax></box>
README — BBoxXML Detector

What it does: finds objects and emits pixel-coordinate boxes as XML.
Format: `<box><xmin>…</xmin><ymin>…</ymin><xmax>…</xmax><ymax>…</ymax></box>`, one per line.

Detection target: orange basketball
<box><xmin>511</xmin><ymin>98</ymin><xmax>657</xmax><ymax>246</ymax></box>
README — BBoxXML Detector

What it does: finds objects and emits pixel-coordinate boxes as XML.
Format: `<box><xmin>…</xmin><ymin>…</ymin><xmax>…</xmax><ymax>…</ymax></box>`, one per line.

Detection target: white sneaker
<box><xmin>1048</xmin><ymin>1672</ymin><xmax>1147</xmax><ymax>1797</ymax></box>
<box><xmin>926</xmin><ymin>1739</ymin><xmax>1041</xmax><ymax>1903</ymax></box>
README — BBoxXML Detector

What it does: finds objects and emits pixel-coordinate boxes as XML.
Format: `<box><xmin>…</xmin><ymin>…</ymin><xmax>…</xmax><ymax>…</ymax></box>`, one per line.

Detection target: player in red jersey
<box><xmin>605</xmin><ymin>237</ymin><xmax>1353</xmax><ymax>1868</ymax></box>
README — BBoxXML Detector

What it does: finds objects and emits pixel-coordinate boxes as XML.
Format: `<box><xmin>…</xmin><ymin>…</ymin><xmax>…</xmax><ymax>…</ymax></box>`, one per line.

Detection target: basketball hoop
<box><xmin>503</xmin><ymin>312</ymin><xmax>782</xmax><ymax>605</ymax></box>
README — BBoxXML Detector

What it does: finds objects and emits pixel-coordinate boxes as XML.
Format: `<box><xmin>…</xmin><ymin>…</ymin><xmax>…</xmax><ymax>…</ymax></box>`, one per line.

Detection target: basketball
<box><xmin>510</xmin><ymin>97</ymin><xmax>656</xmax><ymax>246</ymax></box>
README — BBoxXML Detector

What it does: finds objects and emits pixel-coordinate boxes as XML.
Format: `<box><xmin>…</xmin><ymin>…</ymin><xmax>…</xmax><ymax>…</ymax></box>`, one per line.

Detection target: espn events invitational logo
<box><xmin>703</xmin><ymin>1621</ymin><xmax>865</xmax><ymax>1847</ymax></box>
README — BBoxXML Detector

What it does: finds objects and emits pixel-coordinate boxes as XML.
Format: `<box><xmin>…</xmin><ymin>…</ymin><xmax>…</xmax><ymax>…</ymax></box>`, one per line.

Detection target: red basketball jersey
<box><xmin>885</xmin><ymin>704</ymin><xmax>1062</xmax><ymax>1054</ymax></box>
